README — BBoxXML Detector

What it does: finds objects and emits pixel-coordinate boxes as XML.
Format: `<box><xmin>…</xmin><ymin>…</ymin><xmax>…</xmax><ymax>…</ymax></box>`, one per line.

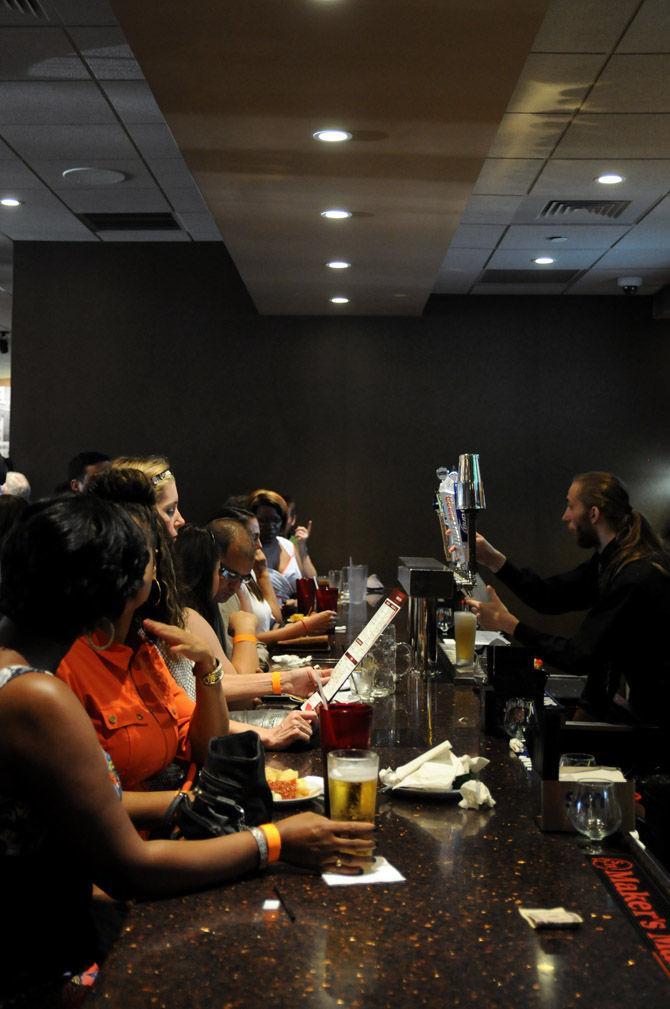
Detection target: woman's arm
<box><xmin>0</xmin><ymin>675</ymin><xmax>372</xmax><ymax>898</ymax></box>
<box><xmin>227</xmin><ymin>609</ymin><xmax>261</xmax><ymax>675</ymax></box>
<box><xmin>256</xmin><ymin>610</ymin><xmax>336</xmax><ymax>644</ymax></box>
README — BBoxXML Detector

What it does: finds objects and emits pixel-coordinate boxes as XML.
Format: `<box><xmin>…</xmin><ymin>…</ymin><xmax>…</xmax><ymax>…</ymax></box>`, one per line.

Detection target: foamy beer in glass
<box><xmin>454</xmin><ymin>610</ymin><xmax>477</xmax><ymax>666</ymax></box>
<box><xmin>327</xmin><ymin>749</ymin><xmax>379</xmax><ymax>822</ymax></box>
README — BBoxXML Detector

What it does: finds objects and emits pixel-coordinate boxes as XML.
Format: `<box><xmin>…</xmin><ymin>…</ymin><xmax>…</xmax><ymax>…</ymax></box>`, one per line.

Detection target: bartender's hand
<box><xmin>465</xmin><ymin>586</ymin><xmax>519</xmax><ymax>636</ymax></box>
<box><xmin>475</xmin><ymin>533</ymin><xmax>507</xmax><ymax>573</ymax></box>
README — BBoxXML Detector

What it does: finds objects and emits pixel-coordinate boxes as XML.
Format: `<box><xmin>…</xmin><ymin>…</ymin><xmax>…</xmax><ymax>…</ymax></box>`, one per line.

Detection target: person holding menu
<box><xmin>466</xmin><ymin>471</ymin><xmax>670</xmax><ymax>729</ymax></box>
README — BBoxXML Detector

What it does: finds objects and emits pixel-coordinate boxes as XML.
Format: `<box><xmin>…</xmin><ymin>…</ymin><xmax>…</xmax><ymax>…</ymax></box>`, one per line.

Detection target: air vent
<box><xmin>480</xmin><ymin>269</ymin><xmax>578</xmax><ymax>285</ymax></box>
<box><xmin>1</xmin><ymin>0</ymin><xmax>48</xmax><ymax>18</ymax></box>
<box><xmin>539</xmin><ymin>199</ymin><xmax>630</xmax><ymax>220</ymax></box>
<box><xmin>79</xmin><ymin>212</ymin><xmax>182</xmax><ymax>233</ymax></box>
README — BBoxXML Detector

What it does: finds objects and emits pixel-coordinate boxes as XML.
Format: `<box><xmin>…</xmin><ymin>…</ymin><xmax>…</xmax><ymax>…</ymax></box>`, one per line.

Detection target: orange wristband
<box><xmin>232</xmin><ymin>633</ymin><xmax>257</xmax><ymax>644</ymax></box>
<box><xmin>271</xmin><ymin>670</ymin><xmax>282</xmax><ymax>694</ymax></box>
<box><xmin>260</xmin><ymin>822</ymin><xmax>282</xmax><ymax>863</ymax></box>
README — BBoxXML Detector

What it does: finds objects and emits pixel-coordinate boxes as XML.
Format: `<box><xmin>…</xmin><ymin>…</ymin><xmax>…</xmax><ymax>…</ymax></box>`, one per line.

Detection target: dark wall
<box><xmin>12</xmin><ymin>242</ymin><xmax>670</xmax><ymax>608</ymax></box>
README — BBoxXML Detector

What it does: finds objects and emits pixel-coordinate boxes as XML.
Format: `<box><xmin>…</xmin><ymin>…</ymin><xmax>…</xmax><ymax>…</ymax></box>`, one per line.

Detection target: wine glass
<box><xmin>567</xmin><ymin>781</ymin><xmax>622</xmax><ymax>854</ymax></box>
<box><xmin>503</xmin><ymin>697</ymin><xmax>530</xmax><ymax>741</ymax></box>
<box><xmin>558</xmin><ymin>753</ymin><xmax>596</xmax><ymax>779</ymax></box>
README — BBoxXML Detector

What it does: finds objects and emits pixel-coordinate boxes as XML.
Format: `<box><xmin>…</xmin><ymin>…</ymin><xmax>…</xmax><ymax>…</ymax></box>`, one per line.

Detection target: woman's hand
<box><xmin>143</xmin><ymin>618</ymin><xmax>214</xmax><ymax>668</ymax></box>
<box><xmin>264</xmin><ymin>709</ymin><xmax>317</xmax><ymax>749</ymax></box>
<box><xmin>301</xmin><ymin>610</ymin><xmax>337</xmax><ymax>633</ymax></box>
<box><xmin>277</xmin><ymin>812</ymin><xmax>375</xmax><ymax>875</ymax></box>
<box><xmin>253</xmin><ymin>546</ymin><xmax>269</xmax><ymax>577</ymax></box>
<box><xmin>286</xmin><ymin>665</ymin><xmax>332</xmax><ymax>698</ymax></box>
<box><xmin>475</xmin><ymin>533</ymin><xmax>507</xmax><ymax>573</ymax></box>
<box><xmin>465</xmin><ymin>586</ymin><xmax>518</xmax><ymax>636</ymax></box>
<box><xmin>293</xmin><ymin>521</ymin><xmax>312</xmax><ymax>544</ymax></box>
<box><xmin>228</xmin><ymin>610</ymin><xmax>257</xmax><ymax>636</ymax></box>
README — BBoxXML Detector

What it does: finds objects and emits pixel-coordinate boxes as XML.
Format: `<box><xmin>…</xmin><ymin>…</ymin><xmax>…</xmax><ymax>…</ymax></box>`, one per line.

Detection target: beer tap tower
<box><xmin>455</xmin><ymin>452</ymin><xmax>486</xmax><ymax>585</ymax></box>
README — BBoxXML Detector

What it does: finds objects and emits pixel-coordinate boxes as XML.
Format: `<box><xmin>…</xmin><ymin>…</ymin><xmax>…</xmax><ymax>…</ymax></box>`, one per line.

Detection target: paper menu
<box><xmin>301</xmin><ymin>588</ymin><xmax>407</xmax><ymax>710</ymax></box>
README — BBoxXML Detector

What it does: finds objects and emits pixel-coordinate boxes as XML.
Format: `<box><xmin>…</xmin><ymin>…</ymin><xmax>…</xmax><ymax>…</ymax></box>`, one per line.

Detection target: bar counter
<box><xmin>90</xmin><ymin>671</ymin><xmax>669</xmax><ymax>1009</ymax></box>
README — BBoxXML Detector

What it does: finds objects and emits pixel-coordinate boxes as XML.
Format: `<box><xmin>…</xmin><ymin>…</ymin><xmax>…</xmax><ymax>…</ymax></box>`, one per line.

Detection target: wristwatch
<box><xmin>198</xmin><ymin>659</ymin><xmax>224</xmax><ymax>685</ymax></box>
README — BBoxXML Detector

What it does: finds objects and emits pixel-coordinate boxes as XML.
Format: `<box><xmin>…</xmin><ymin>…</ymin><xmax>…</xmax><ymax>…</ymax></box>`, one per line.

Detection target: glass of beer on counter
<box><xmin>454</xmin><ymin>609</ymin><xmax>477</xmax><ymax>666</ymax></box>
<box><xmin>327</xmin><ymin>749</ymin><xmax>379</xmax><ymax>822</ymax></box>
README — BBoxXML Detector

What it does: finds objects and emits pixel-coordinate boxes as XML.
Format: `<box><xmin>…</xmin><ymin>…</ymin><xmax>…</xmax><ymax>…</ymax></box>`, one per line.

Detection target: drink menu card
<box><xmin>301</xmin><ymin>588</ymin><xmax>408</xmax><ymax>711</ymax></box>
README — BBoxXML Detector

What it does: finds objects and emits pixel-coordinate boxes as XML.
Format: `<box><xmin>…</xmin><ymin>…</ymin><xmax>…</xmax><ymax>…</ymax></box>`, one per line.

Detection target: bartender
<box><xmin>465</xmin><ymin>471</ymin><xmax>670</xmax><ymax>728</ymax></box>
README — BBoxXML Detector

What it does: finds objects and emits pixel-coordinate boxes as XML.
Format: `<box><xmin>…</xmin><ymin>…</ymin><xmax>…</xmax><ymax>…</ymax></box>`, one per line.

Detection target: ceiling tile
<box><xmin>69</xmin><ymin>27</ymin><xmax>142</xmax><ymax>79</ymax></box>
<box><xmin>437</xmin><ymin>248</ymin><xmax>491</xmax><ymax>273</ymax></box>
<box><xmin>98</xmin><ymin>230</ymin><xmax>190</xmax><ymax>241</ymax></box>
<box><xmin>58</xmin><ymin>187</ymin><xmax>170</xmax><ymax>213</ymax></box>
<box><xmin>126</xmin><ymin>123</ymin><xmax>182</xmax><ymax>159</ymax></box>
<box><xmin>36</xmin><ymin>157</ymin><xmax>158</xmax><ymax>189</ymax></box>
<box><xmin>432</xmin><ymin>270</ymin><xmax>482</xmax><ymax>294</ymax></box>
<box><xmin>530</xmin><ymin>158</ymin><xmax>670</xmax><ymax>196</ymax></box>
<box><xmin>567</xmin><ymin>268</ymin><xmax>669</xmax><ymax>294</ymax></box>
<box><xmin>488</xmin><ymin>114</ymin><xmax>571</xmax><ymax>158</ymax></box>
<box><xmin>0</xmin><ymin>160</ymin><xmax>50</xmax><ymax>190</ymax></box>
<box><xmin>613</xmin><ymin>221</ymin><xmax>670</xmax><ymax>249</ymax></box>
<box><xmin>161</xmin><ymin>186</ymin><xmax>208</xmax><ymax>213</ymax></box>
<box><xmin>472</xmin><ymin>282</ymin><xmax>570</xmax><ymax>294</ymax></box>
<box><xmin>50</xmin><ymin>1</ymin><xmax>117</xmax><ymax>26</ymax></box>
<box><xmin>584</xmin><ymin>55</ymin><xmax>670</xmax><ymax>114</ymax></box>
<box><xmin>508</xmin><ymin>53</ymin><xmax>606</xmax><ymax>114</ymax></box>
<box><xmin>448</xmin><ymin>224</ymin><xmax>506</xmax><ymax>248</ymax></box>
<box><xmin>148</xmin><ymin>159</ymin><xmax>200</xmax><ymax>187</ymax></box>
<box><xmin>641</xmin><ymin>194</ymin><xmax>670</xmax><ymax>221</ymax></box>
<box><xmin>499</xmin><ymin>224</ymin><xmax>630</xmax><ymax>250</ymax></box>
<box><xmin>617</xmin><ymin>0</ymin><xmax>670</xmax><ymax>53</ymax></box>
<box><xmin>532</xmin><ymin>0</ymin><xmax>640</xmax><ymax>53</ymax></box>
<box><xmin>460</xmin><ymin>195</ymin><xmax>523</xmax><ymax>224</ymax></box>
<box><xmin>0</xmin><ymin>81</ymin><xmax>115</xmax><ymax>125</ymax></box>
<box><xmin>176</xmin><ymin>213</ymin><xmax>223</xmax><ymax>240</ymax></box>
<box><xmin>593</xmin><ymin>246</ymin><xmax>670</xmax><ymax>269</ymax></box>
<box><xmin>555</xmin><ymin>114</ymin><xmax>670</xmax><ymax>158</ymax></box>
<box><xmin>0</xmin><ymin>27</ymin><xmax>87</xmax><ymax>79</ymax></box>
<box><xmin>100</xmin><ymin>80</ymin><xmax>164</xmax><ymax>124</ymax></box>
<box><xmin>473</xmin><ymin>159</ymin><xmax>543</xmax><ymax>195</ymax></box>
<box><xmin>487</xmin><ymin>247</ymin><xmax>600</xmax><ymax>269</ymax></box>
<box><xmin>0</xmin><ymin>123</ymin><xmax>136</xmax><ymax>160</ymax></box>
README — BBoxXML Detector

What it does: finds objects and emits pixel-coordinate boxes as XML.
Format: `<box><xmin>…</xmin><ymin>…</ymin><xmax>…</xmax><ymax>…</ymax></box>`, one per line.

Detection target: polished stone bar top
<box><xmin>90</xmin><ymin>677</ymin><xmax>669</xmax><ymax>1009</ymax></box>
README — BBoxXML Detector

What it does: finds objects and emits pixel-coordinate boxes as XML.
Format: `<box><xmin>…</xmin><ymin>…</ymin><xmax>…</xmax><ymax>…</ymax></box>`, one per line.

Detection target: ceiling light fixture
<box><xmin>1</xmin><ymin>197</ymin><xmax>21</xmax><ymax>207</ymax></box>
<box><xmin>330</xmin><ymin>296</ymin><xmax>349</xmax><ymax>304</ymax></box>
<box><xmin>547</xmin><ymin>235</ymin><xmax>567</xmax><ymax>242</ymax></box>
<box><xmin>62</xmin><ymin>167</ymin><xmax>127</xmax><ymax>186</ymax></box>
<box><xmin>326</xmin><ymin>260</ymin><xmax>350</xmax><ymax>269</ymax></box>
<box><xmin>313</xmin><ymin>129</ymin><xmax>352</xmax><ymax>143</ymax></box>
<box><xmin>533</xmin><ymin>256</ymin><xmax>554</xmax><ymax>265</ymax></box>
<box><xmin>321</xmin><ymin>209</ymin><xmax>352</xmax><ymax>220</ymax></box>
<box><xmin>596</xmin><ymin>173</ymin><xmax>624</xmax><ymax>185</ymax></box>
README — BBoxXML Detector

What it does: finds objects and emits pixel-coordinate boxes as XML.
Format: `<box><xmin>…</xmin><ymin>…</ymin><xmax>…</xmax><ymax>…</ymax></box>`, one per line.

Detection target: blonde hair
<box><xmin>112</xmin><ymin>456</ymin><xmax>174</xmax><ymax>502</ymax></box>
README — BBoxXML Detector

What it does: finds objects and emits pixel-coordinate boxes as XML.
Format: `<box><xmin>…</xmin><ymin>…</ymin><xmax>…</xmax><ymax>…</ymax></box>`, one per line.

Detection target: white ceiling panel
<box><xmin>437</xmin><ymin>248</ymin><xmax>491</xmax><ymax>274</ymax></box>
<box><xmin>448</xmin><ymin>224</ymin><xmax>506</xmax><ymax>248</ymax></box>
<box><xmin>556</xmin><ymin>114</ymin><xmax>670</xmax><ymax>158</ymax></box>
<box><xmin>51</xmin><ymin>1</ymin><xmax>117</xmax><ymax>26</ymax></box>
<box><xmin>532</xmin><ymin>0</ymin><xmax>640</xmax><ymax>53</ymax></box>
<box><xmin>499</xmin><ymin>223</ymin><xmax>630</xmax><ymax>250</ymax></box>
<box><xmin>460</xmin><ymin>195</ymin><xmax>524</xmax><ymax>224</ymax></box>
<box><xmin>0</xmin><ymin>28</ymin><xmax>87</xmax><ymax>80</ymax></box>
<box><xmin>0</xmin><ymin>123</ymin><xmax>136</xmax><ymax>160</ymax></box>
<box><xmin>488</xmin><ymin>113</ymin><xmax>571</xmax><ymax>158</ymax></box>
<box><xmin>507</xmin><ymin>53</ymin><xmax>606</xmax><ymax>114</ymax></box>
<box><xmin>100</xmin><ymin>80</ymin><xmax>164</xmax><ymax>124</ymax></box>
<box><xmin>641</xmin><ymin>194</ymin><xmax>670</xmax><ymax>221</ymax></box>
<box><xmin>175</xmin><ymin>213</ymin><xmax>222</xmax><ymax>241</ymax></box>
<box><xmin>530</xmin><ymin>158</ymin><xmax>670</xmax><ymax>196</ymax></box>
<box><xmin>617</xmin><ymin>0</ymin><xmax>670</xmax><ymax>53</ymax></box>
<box><xmin>148</xmin><ymin>159</ymin><xmax>203</xmax><ymax>188</ymax></box>
<box><xmin>584</xmin><ymin>55</ymin><xmax>670</xmax><ymax>113</ymax></box>
<box><xmin>486</xmin><ymin>247</ymin><xmax>600</xmax><ymax>269</ymax></box>
<box><xmin>471</xmin><ymin>282</ymin><xmax>569</xmax><ymax>294</ymax></box>
<box><xmin>567</xmin><ymin>268</ymin><xmax>670</xmax><ymax>294</ymax></box>
<box><xmin>612</xmin><ymin>221</ymin><xmax>670</xmax><ymax>249</ymax></box>
<box><xmin>593</xmin><ymin>246</ymin><xmax>670</xmax><ymax>269</ymax></box>
<box><xmin>125</xmin><ymin>123</ymin><xmax>182</xmax><ymax>159</ymax></box>
<box><xmin>473</xmin><ymin>158</ymin><xmax>543</xmax><ymax>195</ymax></box>
<box><xmin>98</xmin><ymin>229</ymin><xmax>190</xmax><ymax>241</ymax></box>
<box><xmin>0</xmin><ymin>161</ymin><xmax>50</xmax><ymax>190</ymax></box>
<box><xmin>58</xmin><ymin>187</ymin><xmax>170</xmax><ymax>213</ymax></box>
<box><xmin>0</xmin><ymin>81</ymin><xmax>115</xmax><ymax>125</ymax></box>
<box><xmin>69</xmin><ymin>26</ymin><xmax>143</xmax><ymax>80</ymax></box>
<box><xmin>161</xmin><ymin>186</ymin><xmax>208</xmax><ymax>213</ymax></box>
<box><xmin>433</xmin><ymin>271</ymin><xmax>484</xmax><ymax>294</ymax></box>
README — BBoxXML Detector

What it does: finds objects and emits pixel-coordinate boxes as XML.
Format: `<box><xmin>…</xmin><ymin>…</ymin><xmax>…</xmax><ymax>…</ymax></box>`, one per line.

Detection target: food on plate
<box><xmin>266</xmin><ymin>767</ymin><xmax>311</xmax><ymax>800</ymax></box>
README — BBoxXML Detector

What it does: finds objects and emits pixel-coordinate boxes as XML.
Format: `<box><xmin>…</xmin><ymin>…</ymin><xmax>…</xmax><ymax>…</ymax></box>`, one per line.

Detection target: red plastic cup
<box><xmin>319</xmin><ymin>702</ymin><xmax>373</xmax><ymax>815</ymax></box>
<box><xmin>295</xmin><ymin>577</ymin><xmax>316</xmax><ymax>614</ymax></box>
<box><xmin>316</xmin><ymin>586</ymin><xmax>339</xmax><ymax>612</ymax></box>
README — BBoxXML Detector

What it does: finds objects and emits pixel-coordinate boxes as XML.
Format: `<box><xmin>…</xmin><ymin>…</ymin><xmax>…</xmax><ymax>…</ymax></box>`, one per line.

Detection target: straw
<box><xmin>314</xmin><ymin>669</ymin><xmax>329</xmax><ymax>708</ymax></box>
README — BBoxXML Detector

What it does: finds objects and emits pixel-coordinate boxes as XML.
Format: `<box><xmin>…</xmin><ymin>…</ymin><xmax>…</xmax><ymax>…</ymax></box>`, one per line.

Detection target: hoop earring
<box><xmin>86</xmin><ymin>617</ymin><xmax>115</xmax><ymax>652</ymax></box>
<box><xmin>150</xmin><ymin>577</ymin><xmax>163</xmax><ymax>607</ymax></box>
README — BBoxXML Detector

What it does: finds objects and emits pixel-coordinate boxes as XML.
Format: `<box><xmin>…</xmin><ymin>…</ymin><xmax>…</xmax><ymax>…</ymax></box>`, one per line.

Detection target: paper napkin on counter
<box><xmin>518</xmin><ymin>907</ymin><xmax>583</xmax><ymax>930</ymax></box>
<box><xmin>458</xmin><ymin>779</ymin><xmax>495</xmax><ymax>809</ymax></box>
<box><xmin>322</xmin><ymin>856</ymin><xmax>405</xmax><ymax>887</ymax></box>
<box><xmin>379</xmin><ymin>740</ymin><xmax>489</xmax><ymax>793</ymax></box>
<box><xmin>558</xmin><ymin>766</ymin><xmax>626</xmax><ymax>783</ymax></box>
<box><xmin>271</xmin><ymin>654</ymin><xmax>311</xmax><ymax>668</ymax></box>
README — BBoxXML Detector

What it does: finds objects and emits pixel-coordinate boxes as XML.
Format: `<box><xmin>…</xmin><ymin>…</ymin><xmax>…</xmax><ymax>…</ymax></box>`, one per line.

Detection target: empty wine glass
<box><xmin>567</xmin><ymin>781</ymin><xmax>622</xmax><ymax>854</ymax></box>
<box><xmin>503</xmin><ymin>697</ymin><xmax>530</xmax><ymax>741</ymax></box>
<box><xmin>559</xmin><ymin>753</ymin><xmax>596</xmax><ymax>779</ymax></box>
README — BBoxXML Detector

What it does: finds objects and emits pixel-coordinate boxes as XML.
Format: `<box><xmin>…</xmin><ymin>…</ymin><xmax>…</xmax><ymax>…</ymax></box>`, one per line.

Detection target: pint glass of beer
<box><xmin>454</xmin><ymin>610</ymin><xmax>477</xmax><ymax>666</ymax></box>
<box><xmin>327</xmin><ymin>749</ymin><xmax>379</xmax><ymax>822</ymax></box>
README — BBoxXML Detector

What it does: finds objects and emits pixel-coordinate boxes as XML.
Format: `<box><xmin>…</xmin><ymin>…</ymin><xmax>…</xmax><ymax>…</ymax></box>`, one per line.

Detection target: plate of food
<box><xmin>266</xmin><ymin>768</ymin><xmax>324</xmax><ymax>806</ymax></box>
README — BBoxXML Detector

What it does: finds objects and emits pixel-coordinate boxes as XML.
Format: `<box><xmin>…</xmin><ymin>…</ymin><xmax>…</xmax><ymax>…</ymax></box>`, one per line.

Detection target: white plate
<box><xmin>270</xmin><ymin>775</ymin><xmax>324</xmax><ymax>806</ymax></box>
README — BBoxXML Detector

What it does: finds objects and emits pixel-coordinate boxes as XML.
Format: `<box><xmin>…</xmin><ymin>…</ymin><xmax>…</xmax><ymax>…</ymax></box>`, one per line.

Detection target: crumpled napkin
<box><xmin>271</xmin><ymin>654</ymin><xmax>311</xmax><ymax>668</ymax></box>
<box><xmin>458</xmin><ymin>779</ymin><xmax>496</xmax><ymax>809</ymax></box>
<box><xmin>380</xmin><ymin>740</ymin><xmax>489</xmax><ymax>793</ymax></box>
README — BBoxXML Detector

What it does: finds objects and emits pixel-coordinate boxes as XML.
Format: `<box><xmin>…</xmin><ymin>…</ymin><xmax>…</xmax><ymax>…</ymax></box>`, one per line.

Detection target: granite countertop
<box><xmin>90</xmin><ymin>679</ymin><xmax>670</xmax><ymax>1009</ymax></box>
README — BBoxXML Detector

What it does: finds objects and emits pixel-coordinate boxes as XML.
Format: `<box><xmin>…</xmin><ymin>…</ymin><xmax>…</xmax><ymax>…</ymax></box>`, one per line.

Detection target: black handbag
<box><xmin>162</xmin><ymin>731</ymin><xmax>274</xmax><ymax>840</ymax></box>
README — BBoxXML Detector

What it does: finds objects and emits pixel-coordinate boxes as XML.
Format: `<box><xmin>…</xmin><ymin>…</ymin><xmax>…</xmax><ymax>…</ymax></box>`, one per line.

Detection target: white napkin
<box><xmin>322</xmin><ymin>856</ymin><xmax>405</xmax><ymax>887</ymax></box>
<box><xmin>518</xmin><ymin>907</ymin><xmax>583</xmax><ymax>930</ymax></box>
<box><xmin>271</xmin><ymin>654</ymin><xmax>311</xmax><ymax>668</ymax></box>
<box><xmin>558</xmin><ymin>766</ymin><xmax>626</xmax><ymax>783</ymax></box>
<box><xmin>458</xmin><ymin>779</ymin><xmax>496</xmax><ymax>809</ymax></box>
<box><xmin>379</xmin><ymin>740</ymin><xmax>489</xmax><ymax>792</ymax></box>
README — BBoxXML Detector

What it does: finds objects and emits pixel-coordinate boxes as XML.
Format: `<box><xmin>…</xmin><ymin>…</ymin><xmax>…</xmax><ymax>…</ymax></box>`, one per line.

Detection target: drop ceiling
<box><xmin>0</xmin><ymin>0</ymin><xmax>667</xmax><ymax>319</ymax></box>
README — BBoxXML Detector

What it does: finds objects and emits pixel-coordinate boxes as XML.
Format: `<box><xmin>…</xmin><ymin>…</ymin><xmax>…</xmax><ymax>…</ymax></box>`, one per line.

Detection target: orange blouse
<box><xmin>57</xmin><ymin>636</ymin><xmax>194</xmax><ymax>790</ymax></box>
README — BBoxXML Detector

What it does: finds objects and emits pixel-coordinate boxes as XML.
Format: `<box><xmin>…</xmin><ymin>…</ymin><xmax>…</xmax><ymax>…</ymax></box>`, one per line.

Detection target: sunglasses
<box><xmin>218</xmin><ymin>563</ymin><xmax>253</xmax><ymax>584</ymax></box>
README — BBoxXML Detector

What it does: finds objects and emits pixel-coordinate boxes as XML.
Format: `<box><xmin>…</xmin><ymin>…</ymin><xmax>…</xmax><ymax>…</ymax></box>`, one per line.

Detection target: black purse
<box><xmin>162</xmin><ymin>731</ymin><xmax>274</xmax><ymax>840</ymax></box>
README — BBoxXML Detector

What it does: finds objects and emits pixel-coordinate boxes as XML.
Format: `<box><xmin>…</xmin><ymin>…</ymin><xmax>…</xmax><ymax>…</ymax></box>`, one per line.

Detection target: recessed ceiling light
<box><xmin>326</xmin><ymin>260</ymin><xmax>350</xmax><ymax>269</ymax></box>
<box><xmin>62</xmin><ymin>167</ymin><xmax>127</xmax><ymax>186</ymax></box>
<box><xmin>313</xmin><ymin>129</ymin><xmax>352</xmax><ymax>143</ymax></box>
<box><xmin>1</xmin><ymin>197</ymin><xmax>21</xmax><ymax>207</ymax></box>
<box><xmin>533</xmin><ymin>256</ymin><xmax>554</xmax><ymax>265</ymax></box>
<box><xmin>321</xmin><ymin>209</ymin><xmax>352</xmax><ymax>220</ymax></box>
<box><xmin>596</xmin><ymin>173</ymin><xmax>624</xmax><ymax>185</ymax></box>
<box><xmin>330</xmin><ymin>296</ymin><xmax>349</xmax><ymax>304</ymax></box>
<box><xmin>547</xmin><ymin>235</ymin><xmax>567</xmax><ymax>242</ymax></box>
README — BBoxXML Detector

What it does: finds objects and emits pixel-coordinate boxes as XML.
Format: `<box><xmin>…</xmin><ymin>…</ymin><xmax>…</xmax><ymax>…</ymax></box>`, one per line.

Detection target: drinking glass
<box><xmin>352</xmin><ymin>626</ymin><xmax>412</xmax><ymax>700</ymax></box>
<box><xmin>316</xmin><ymin>586</ymin><xmax>339</xmax><ymax>611</ymax></box>
<box><xmin>295</xmin><ymin>577</ymin><xmax>316</xmax><ymax>614</ymax></box>
<box><xmin>328</xmin><ymin>569</ymin><xmax>343</xmax><ymax>592</ymax></box>
<box><xmin>348</xmin><ymin>564</ymin><xmax>368</xmax><ymax>605</ymax></box>
<box><xmin>567</xmin><ymin>781</ymin><xmax>622</xmax><ymax>853</ymax></box>
<box><xmin>503</xmin><ymin>697</ymin><xmax>530</xmax><ymax>741</ymax></box>
<box><xmin>454</xmin><ymin>611</ymin><xmax>477</xmax><ymax>666</ymax></box>
<box><xmin>559</xmin><ymin>753</ymin><xmax>596</xmax><ymax>772</ymax></box>
<box><xmin>319</xmin><ymin>702</ymin><xmax>373</xmax><ymax>815</ymax></box>
<box><xmin>327</xmin><ymin>749</ymin><xmax>379</xmax><ymax>822</ymax></box>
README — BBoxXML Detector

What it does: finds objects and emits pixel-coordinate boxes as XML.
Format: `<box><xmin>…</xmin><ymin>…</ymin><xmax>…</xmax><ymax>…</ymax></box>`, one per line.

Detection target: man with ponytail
<box><xmin>466</xmin><ymin>472</ymin><xmax>670</xmax><ymax>727</ymax></box>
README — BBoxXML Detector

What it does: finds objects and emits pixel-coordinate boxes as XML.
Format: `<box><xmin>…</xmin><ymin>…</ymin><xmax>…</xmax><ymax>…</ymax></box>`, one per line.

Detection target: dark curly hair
<box><xmin>86</xmin><ymin>467</ymin><xmax>184</xmax><ymax>627</ymax></box>
<box><xmin>174</xmin><ymin>524</ymin><xmax>220</xmax><ymax>629</ymax></box>
<box><xmin>0</xmin><ymin>496</ymin><xmax>148</xmax><ymax>642</ymax></box>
